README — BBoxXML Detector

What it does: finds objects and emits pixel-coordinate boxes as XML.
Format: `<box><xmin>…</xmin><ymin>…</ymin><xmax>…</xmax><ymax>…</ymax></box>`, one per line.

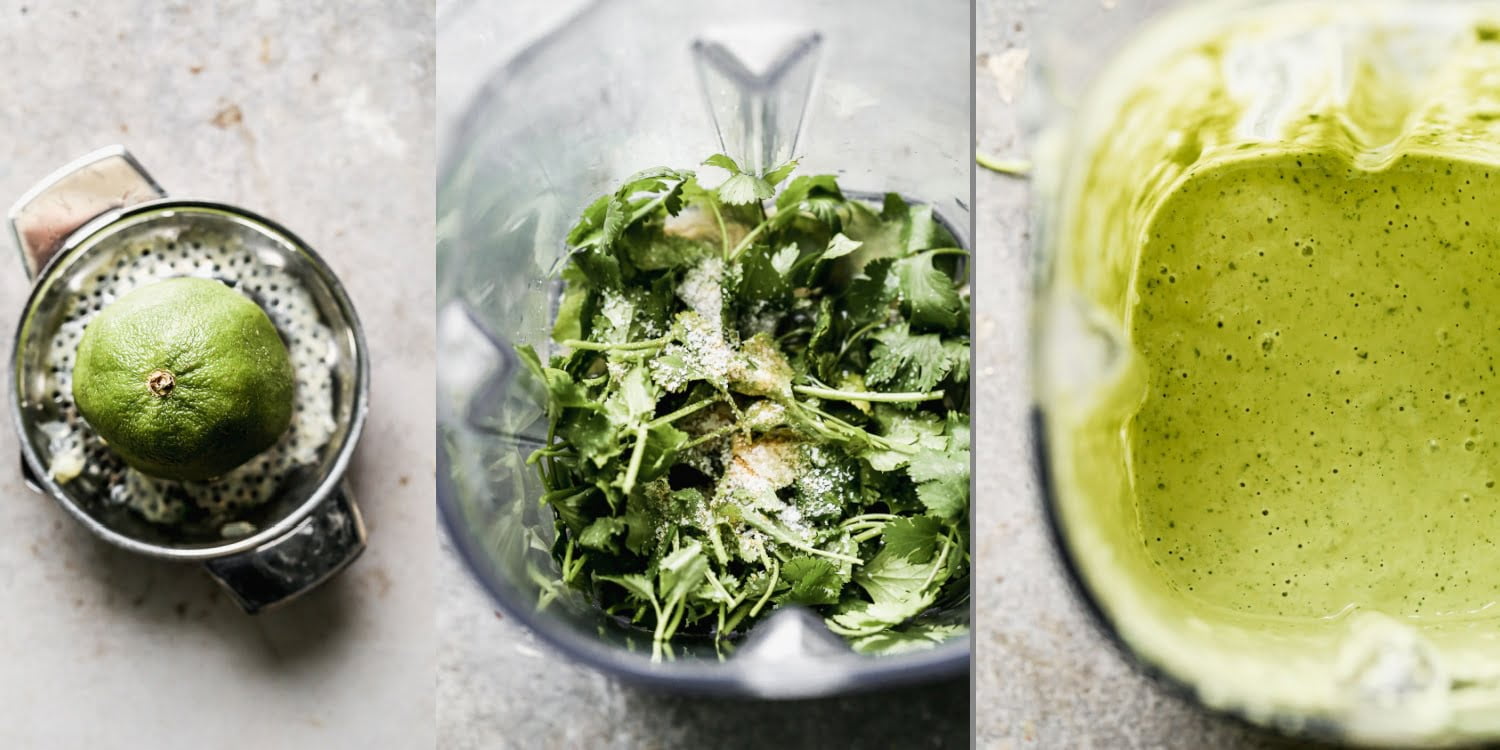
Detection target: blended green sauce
<box><xmin>1130</xmin><ymin>151</ymin><xmax>1500</xmax><ymax>620</ymax></box>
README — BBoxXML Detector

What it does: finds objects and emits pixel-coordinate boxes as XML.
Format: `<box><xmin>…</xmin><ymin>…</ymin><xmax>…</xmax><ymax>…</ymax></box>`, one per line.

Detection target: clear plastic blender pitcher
<box><xmin>1030</xmin><ymin>0</ymin><xmax>1500</xmax><ymax>744</ymax></box>
<box><xmin>437</xmin><ymin>0</ymin><xmax>970</xmax><ymax>697</ymax></box>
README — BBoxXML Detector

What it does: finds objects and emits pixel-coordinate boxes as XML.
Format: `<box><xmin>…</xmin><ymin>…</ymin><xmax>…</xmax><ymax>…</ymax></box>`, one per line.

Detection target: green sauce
<box><xmin>1130</xmin><ymin>151</ymin><xmax>1500</xmax><ymax>620</ymax></box>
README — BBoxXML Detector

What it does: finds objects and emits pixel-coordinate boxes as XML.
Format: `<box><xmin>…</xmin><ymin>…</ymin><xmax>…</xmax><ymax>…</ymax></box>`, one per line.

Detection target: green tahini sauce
<box><xmin>1130</xmin><ymin>151</ymin><xmax>1500</xmax><ymax>620</ymax></box>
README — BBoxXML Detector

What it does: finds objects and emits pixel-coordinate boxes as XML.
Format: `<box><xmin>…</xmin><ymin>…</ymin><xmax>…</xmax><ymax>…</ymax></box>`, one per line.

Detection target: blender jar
<box><xmin>1031</xmin><ymin>0</ymin><xmax>1500</xmax><ymax>744</ymax></box>
<box><xmin>437</xmin><ymin>0</ymin><xmax>970</xmax><ymax>697</ymax></box>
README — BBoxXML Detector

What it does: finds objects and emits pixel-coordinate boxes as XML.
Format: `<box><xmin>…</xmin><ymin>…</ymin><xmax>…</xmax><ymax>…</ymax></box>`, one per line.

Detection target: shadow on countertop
<box><xmin>36</xmin><ymin>504</ymin><xmax>362</xmax><ymax>670</ymax></box>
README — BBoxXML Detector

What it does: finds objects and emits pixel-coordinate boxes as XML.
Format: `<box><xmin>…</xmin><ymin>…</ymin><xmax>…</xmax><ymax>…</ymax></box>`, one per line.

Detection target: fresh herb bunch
<box><xmin>517</xmin><ymin>154</ymin><xmax>970</xmax><ymax>658</ymax></box>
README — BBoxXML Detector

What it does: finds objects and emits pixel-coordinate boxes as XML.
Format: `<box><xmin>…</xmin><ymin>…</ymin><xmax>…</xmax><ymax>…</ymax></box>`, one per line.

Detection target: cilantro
<box><xmin>704</xmin><ymin>153</ymin><xmax>795</xmax><ymax>206</ymax></box>
<box><xmin>518</xmin><ymin>155</ymin><xmax>970</xmax><ymax>659</ymax></box>
<box><xmin>781</xmin><ymin>557</ymin><xmax>846</xmax><ymax>606</ymax></box>
<box><xmin>907</xmin><ymin>415</ymin><xmax>970</xmax><ymax>521</ymax></box>
<box><xmin>881</xmin><ymin>516</ymin><xmax>945</xmax><ymax>562</ymax></box>
<box><xmin>893</xmin><ymin>250</ymin><xmax>965</xmax><ymax>331</ymax></box>
<box><xmin>850</xmin><ymin>622</ymin><xmax>967</xmax><ymax>655</ymax></box>
<box><xmin>867</xmin><ymin>323</ymin><xmax>969</xmax><ymax>393</ymax></box>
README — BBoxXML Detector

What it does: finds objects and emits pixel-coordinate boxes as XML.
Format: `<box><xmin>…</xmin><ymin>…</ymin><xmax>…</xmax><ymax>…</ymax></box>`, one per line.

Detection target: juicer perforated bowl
<box><xmin>9</xmin><ymin>146</ymin><xmax>370</xmax><ymax>613</ymax></box>
<box><xmin>437</xmin><ymin>0</ymin><xmax>970</xmax><ymax>697</ymax></box>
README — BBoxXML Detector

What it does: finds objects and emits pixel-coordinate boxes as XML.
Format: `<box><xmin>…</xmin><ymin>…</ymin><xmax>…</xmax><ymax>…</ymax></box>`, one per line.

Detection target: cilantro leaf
<box><xmin>659</xmin><ymin>542</ymin><xmax>709</xmax><ymax>603</ymax></box>
<box><xmin>551</xmin><ymin>269</ymin><xmax>591</xmax><ymax>343</ymax></box>
<box><xmin>620</xmin><ymin>230</ymin><xmax>709</xmax><ymax>272</ymax></box>
<box><xmin>763</xmin><ymin>159</ymin><xmax>799</xmax><ymax>187</ymax></box>
<box><xmin>736</xmin><ymin>243</ymin><xmax>793</xmax><ymax>304</ymax></box>
<box><xmin>821</xmin><ymin>232</ymin><xmax>861</xmax><ymax>262</ymax></box>
<box><xmin>728</xmin><ymin>334</ymin><xmax>794</xmax><ymax>399</ymax></box>
<box><xmin>514</xmin><ymin>344</ymin><xmax>594</xmax><ymax>416</ymax></box>
<box><xmin>852</xmin><ymin>544</ymin><xmax>943</xmax><ymax>610</ymax></box>
<box><xmin>702</xmin><ymin>154</ymin><xmax>741</xmax><ymax>172</ymax></box>
<box><xmin>892</xmin><ymin>251</ymin><xmax>963</xmax><ymax>331</ymax></box>
<box><xmin>850</xmin><ymin>623</ymin><xmax>966</xmax><ymax>655</ymax></box>
<box><xmin>556</xmin><ymin>409</ymin><xmax>622</xmax><ymax>469</ymax></box>
<box><xmin>634</xmin><ymin>423</ymin><xmax>689</xmax><ymax>486</ymax></box>
<box><xmin>570</xmin><ymin>245</ymin><xmax>623</xmax><ymax>289</ymax></box>
<box><xmin>866</xmin><ymin>323</ymin><xmax>960</xmax><ymax>393</ymax></box>
<box><xmin>579</xmin><ymin>515</ymin><xmax>627</xmax><ymax>552</ymax></box>
<box><xmin>846</xmin><ymin>257</ymin><xmax>896</xmax><ymax>324</ymax></box>
<box><xmin>775</xmin><ymin>173</ymin><xmax>845</xmax><ymax>229</ymax></box>
<box><xmin>718</xmin><ymin>173</ymin><xmax>775</xmax><ymax>206</ymax></box>
<box><xmin>705</xmin><ymin>154</ymin><xmax>798</xmax><ymax>206</ymax></box>
<box><xmin>566</xmin><ymin>194</ymin><xmax>612</xmax><ymax>248</ymax></box>
<box><xmin>903</xmin><ymin>203</ymin><xmax>938</xmax><ymax>253</ymax></box>
<box><xmin>780</xmin><ymin>557</ymin><xmax>845</xmax><ymax>606</ymax></box>
<box><xmin>597</xmin><ymin>573</ymin><xmax>656</xmax><ymax>604</ymax></box>
<box><xmin>907</xmin><ymin>415</ymin><xmax>970</xmax><ymax>520</ymax></box>
<box><xmin>770</xmin><ymin>244</ymin><xmax>800</xmax><ymax>277</ymax></box>
<box><xmin>881</xmin><ymin>516</ymin><xmax>944</xmax><ymax>562</ymax></box>
<box><xmin>704</xmin><ymin>154</ymin><xmax>770</xmax><ymax>206</ymax></box>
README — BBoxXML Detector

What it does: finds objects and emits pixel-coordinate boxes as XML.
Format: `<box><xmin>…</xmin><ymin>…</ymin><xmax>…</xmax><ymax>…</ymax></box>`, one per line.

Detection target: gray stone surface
<box><xmin>0</xmin><ymin>3</ymin><xmax>434</xmax><ymax>749</ymax></box>
<box><xmin>973</xmin><ymin>1</ymin><xmax>1315</xmax><ymax>748</ymax></box>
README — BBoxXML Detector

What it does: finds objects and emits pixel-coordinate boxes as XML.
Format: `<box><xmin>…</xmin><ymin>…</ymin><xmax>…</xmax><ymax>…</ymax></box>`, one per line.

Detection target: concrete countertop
<box><xmin>0</xmin><ymin>3</ymin><xmax>435</xmax><ymax>749</ymax></box>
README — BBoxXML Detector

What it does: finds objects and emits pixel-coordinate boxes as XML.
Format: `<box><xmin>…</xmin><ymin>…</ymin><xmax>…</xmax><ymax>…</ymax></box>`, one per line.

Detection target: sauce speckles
<box><xmin>1129</xmin><ymin>152</ymin><xmax>1500</xmax><ymax>619</ymax></box>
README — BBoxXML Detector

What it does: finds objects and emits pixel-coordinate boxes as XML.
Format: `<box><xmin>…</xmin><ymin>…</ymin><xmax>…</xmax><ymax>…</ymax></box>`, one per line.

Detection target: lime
<box><xmin>72</xmin><ymin>277</ymin><xmax>295</xmax><ymax>481</ymax></box>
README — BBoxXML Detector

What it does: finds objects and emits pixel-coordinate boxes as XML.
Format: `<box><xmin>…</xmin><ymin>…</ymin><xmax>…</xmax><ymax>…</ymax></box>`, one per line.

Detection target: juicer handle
<box><xmin>7</xmin><ymin>145</ymin><xmax>166</xmax><ymax>280</ymax></box>
<box><xmin>201</xmin><ymin>482</ymin><xmax>368</xmax><ymax>614</ymax></box>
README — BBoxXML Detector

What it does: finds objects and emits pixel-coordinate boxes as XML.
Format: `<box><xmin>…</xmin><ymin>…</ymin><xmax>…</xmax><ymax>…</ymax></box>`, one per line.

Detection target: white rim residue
<box><xmin>40</xmin><ymin>221</ymin><xmax>337</xmax><ymax>538</ymax></box>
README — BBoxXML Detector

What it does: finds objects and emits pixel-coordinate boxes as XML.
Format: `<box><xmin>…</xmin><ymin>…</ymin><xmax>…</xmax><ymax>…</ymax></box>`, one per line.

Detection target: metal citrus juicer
<box><xmin>8</xmin><ymin>146</ymin><xmax>369</xmax><ymax>614</ymax></box>
<box><xmin>438</xmin><ymin>0</ymin><xmax>969</xmax><ymax>697</ymax></box>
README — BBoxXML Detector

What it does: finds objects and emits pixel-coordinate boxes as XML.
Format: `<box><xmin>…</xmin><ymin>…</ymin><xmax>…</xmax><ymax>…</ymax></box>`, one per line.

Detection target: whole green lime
<box><xmin>72</xmin><ymin>277</ymin><xmax>295</xmax><ymax>481</ymax></box>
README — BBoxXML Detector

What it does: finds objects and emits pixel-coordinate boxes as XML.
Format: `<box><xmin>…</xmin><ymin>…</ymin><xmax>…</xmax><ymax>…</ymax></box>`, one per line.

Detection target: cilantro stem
<box><xmin>652</xmin><ymin>608</ymin><xmax>669</xmax><ymax>660</ymax></box>
<box><xmin>775</xmin><ymin>326</ymin><xmax>812</xmax><ymax>345</ymax></box>
<box><xmin>922</xmin><ymin>247</ymin><xmax>970</xmax><ymax>259</ymax></box>
<box><xmin>542</xmin><ymin>486</ymin><xmax>593</xmax><ymax>509</ymax></box>
<box><xmin>663</xmin><ymin>596</ymin><xmax>688</xmax><ymax>641</ymax></box>
<box><xmin>921</xmin><ymin>536</ymin><xmax>954</xmax><ymax>591</ymax></box>
<box><xmin>526</xmin><ymin>445</ymin><xmax>575</xmax><ymax>465</ymax></box>
<box><xmin>852</xmin><ymin>527</ymin><xmax>883</xmax><ymax>544</ymax></box>
<box><xmin>836</xmin><ymin>319</ymin><xmax>886</xmax><ymax>363</ymax></box>
<box><xmin>726</xmin><ymin>220</ymin><xmax>772</xmax><ymax>262</ymax></box>
<box><xmin>620</xmin><ymin>424</ymin><xmax>649</xmax><ymax>496</ymax></box>
<box><xmin>748</xmin><ymin>558</ymin><xmax>779</xmax><ymax>618</ymax></box>
<box><xmin>560</xmin><ymin>337</ymin><xmax>669</xmax><ymax>352</ymax></box>
<box><xmin>704</xmin><ymin>567</ymin><xmax>732</xmax><ymax>603</ymax></box>
<box><xmin>793</xmin><ymin>385</ymin><xmax>944</xmax><ymax>403</ymax></box>
<box><xmin>794</xmin><ymin>401</ymin><xmax>910</xmax><ymax>454</ymax></box>
<box><xmin>706</xmin><ymin>197</ymin><xmax>730</xmax><ymax>259</ymax></box>
<box><xmin>707</xmin><ymin>524</ymin><xmax>730</xmax><ymax>567</ymax></box>
<box><xmin>628</xmin><ymin>186</ymin><xmax>683</xmax><ymax>226</ymax></box>
<box><xmin>682</xmin><ymin>423</ymin><xmax>738</xmax><ymax>451</ymax></box>
<box><xmin>976</xmin><ymin>152</ymin><xmax>1032</xmax><ymax>176</ymax></box>
<box><xmin>742</xmin><ymin>512</ymin><xmax>864</xmax><ymax>565</ymax></box>
<box><xmin>561</xmin><ymin>538</ymin><xmax>576</xmax><ymax>583</ymax></box>
<box><xmin>648</xmin><ymin>590</ymin><xmax>667</xmax><ymax>661</ymax></box>
<box><xmin>722</xmin><ymin>600</ymin><xmax>752</xmax><ymax>637</ymax></box>
<box><xmin>841</xmin><ymin>513</ymin><xmax>898</xmax><ymax>526</ymax></box>
<box><xmin>646</xmin><ymin>398</ymin><xmax>714</xmax><ymax>429</ymax></box>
